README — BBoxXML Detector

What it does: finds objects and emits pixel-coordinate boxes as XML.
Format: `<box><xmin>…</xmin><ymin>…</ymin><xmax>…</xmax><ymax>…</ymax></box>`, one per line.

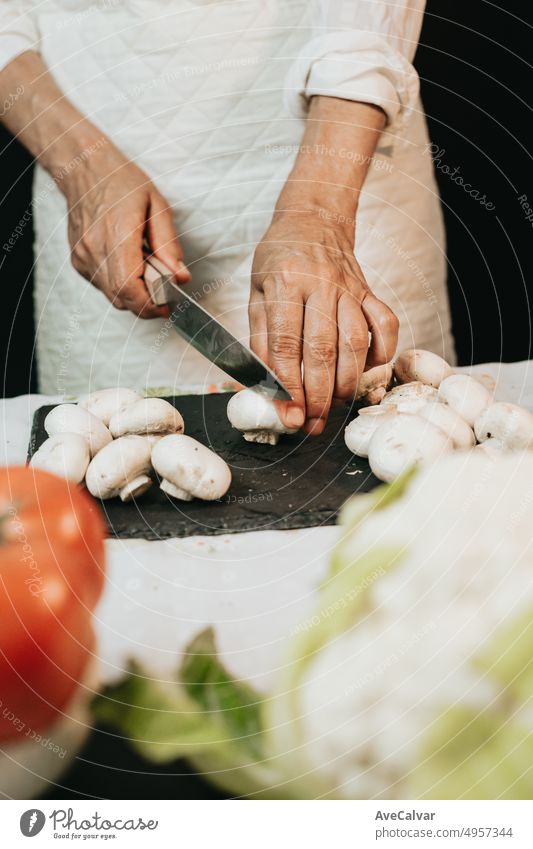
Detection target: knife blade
<box><xmin>143</xmin><ymin>251</ymin><xmax>292</xmax><ymax>400</ymax></box>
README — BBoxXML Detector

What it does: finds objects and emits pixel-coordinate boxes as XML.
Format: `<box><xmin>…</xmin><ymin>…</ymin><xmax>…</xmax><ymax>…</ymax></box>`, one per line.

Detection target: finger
<box><xmin>248</xmin><ymin>289</ymin><xmax>268</xmax><ymax>363</ymax></box>
<box><xmin>107</xmin><ymin>214</ymin><xmax>169</xmax><ymax>319</ymax></box>
<box><xmin>147</xmin><ymin>192</ymin><xmax>190</xmax><ymax>283</ymax></box>
<box><xmin>361</xmin><ymin>291</ymin><xmax>399</xmax><ymax>367</ymax></box>
<box><xmin>264</xmin><ymin>281</ymin><xmax>306</xmax><ymax>429</ymax></box>
<box><xmin>334</xmin><ymin>292</ymin><xmax>369</xmax><ymax>402</ymax></box>
<box><xmin>302</xmin><ymin>290</ymin><xmax>338</xmax><ymax>435</ymax></box>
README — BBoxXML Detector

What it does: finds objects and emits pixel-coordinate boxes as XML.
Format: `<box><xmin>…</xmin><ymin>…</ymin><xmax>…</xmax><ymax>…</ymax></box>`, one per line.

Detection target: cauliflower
<box><xmin>94</xmin><ymin>454</ymin><xmax>533</xmax><ymax>799</ymax></box>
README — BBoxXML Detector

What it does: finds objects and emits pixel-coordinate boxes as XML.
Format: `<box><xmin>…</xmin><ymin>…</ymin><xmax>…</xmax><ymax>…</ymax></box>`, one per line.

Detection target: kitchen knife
<box><xmin>143</xmin><ymin>250</ymin><xmax>292</xmax><ymax>400</ymax></box>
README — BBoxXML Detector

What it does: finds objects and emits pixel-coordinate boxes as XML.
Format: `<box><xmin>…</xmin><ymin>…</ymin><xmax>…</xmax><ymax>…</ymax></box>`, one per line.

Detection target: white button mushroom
<box><xmin>29</xmin><ymin>432</ymin><xmax>90</xmax><ymax>484</ymax></box>
<box><xmin>226</xmin><ymin>386</ymin><xmax>298</xmax><ymax>445</ymax></box>
<box><xmin>393</xmin><ymin>349</ymin><xmax>453</xmax><ymax>388</ymax></box>
<box><xmin>79</xmin><ymin>387</ymin><xmax>142</xmax><ymax>426</ymax></box>
<box><xmin>85</xmin><ymin>435</ymin><xmax>153</xmax><ymax>501</ymax></box>
<box><xmin>355</xmin><ymin>363</ymin><xmax>394</xmax><ymax>406</ymax></box>
<box><xmin>368</xmin><ymin>413</ymin><xmax>451</xmax><ymax>483</ymax></box>
<box><xmin>416</xmin><ymin>402</ymin><xmax>476</xmax><ymax>450</ymax></box>
<box><xmin>438</xmin><ymin>374</ymin><xmax>492</xmax><ymax>427</ymax></box>
<box><xmin>474</xmin><ymin>402</ymin><xmax>533</xmax><ymax>451</ymax></box>
<box><xmin>109</xmin><ymin>397</ymin><xmax>184</xmax><ymax>438</ymax></box>
<box><xmin>475</xmin><ymin>438</ymin><xmax>506</xmax><ymax>457</ymax></box>
<box><xmin>344</xmin><ymin>407</ymin><xmax>398</xmax><ymax>458</ymax></box>
<box><xmin>380</xmin><ymin>381</ymin><xmax>439</xmax><ymax>409</ymax></box>
<box><xmin>151</xmin><ymin>434</ymin><xmax>232</xmax><ymax>501</ymax></box>
<box><xmin>44</xmin><ymin>404</ymin><xmax>112</xmax><ymax>457</ymax></box>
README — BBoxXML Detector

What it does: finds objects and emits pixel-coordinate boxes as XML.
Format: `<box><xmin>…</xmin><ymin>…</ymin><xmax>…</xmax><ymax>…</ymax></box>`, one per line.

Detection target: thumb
<box><xmin>147</xmin><ymin>191</ymin><xmax>191</xmax><ymax>282</ymax></box>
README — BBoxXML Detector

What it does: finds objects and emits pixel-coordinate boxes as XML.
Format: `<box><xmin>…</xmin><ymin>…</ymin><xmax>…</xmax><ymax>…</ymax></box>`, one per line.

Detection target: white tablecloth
<box><xmin>2</xmin><ymin>361</ymin><xmax>532</xmax><ymax>691</ymax></box>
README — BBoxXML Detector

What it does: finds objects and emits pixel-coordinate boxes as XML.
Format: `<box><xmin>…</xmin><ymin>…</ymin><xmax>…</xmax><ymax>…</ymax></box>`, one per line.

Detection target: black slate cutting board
<box><xmin>28</xmin><ymin>393</ymin><xmax>380</xmax><ymax>539</ymax></box>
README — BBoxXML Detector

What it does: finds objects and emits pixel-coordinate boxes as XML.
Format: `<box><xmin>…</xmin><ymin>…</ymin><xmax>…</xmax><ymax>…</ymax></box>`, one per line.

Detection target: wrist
<box><xmin>39</xmin><ymin>119</ymin><xmax>110</xmax><ymax>192</ymax></box>
<box><xmin>273</xmin><ymin>180</ymin><xmax>358</xmax><ymax>242</ymax></box>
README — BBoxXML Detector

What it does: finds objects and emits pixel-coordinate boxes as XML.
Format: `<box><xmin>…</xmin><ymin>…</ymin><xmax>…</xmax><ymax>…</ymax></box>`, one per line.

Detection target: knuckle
<box><xmin>270</xmin><ymin>335</ymin><xmax>301</xmax><ymax>361</ymax></box>
<box><xmin>110</xmin><ymin>279</ymin><xmax>125</xmax><ymax>299</ymax></box>
<box><xmin>79</xmin><ymin>231</ymin><xmax>97</xmax><ymax>256</ymax></box>
<box><xmin>70</xmin><ymin>250</ymin><xmax>85</xmax><ymax>274</ymax></box>
<box><xmin>278</xmin><ymin>256</ymin><xmax>303</xmax><ymax>279</ymax></box>
<box><xmin>307</xmin><ymin>337</ymin><xmax>337</xmax><ymax>366</ymax></box>
<box><xmin>377</xmin><ymin>310</ymin><xmax>399</xmax><ymax>335</ymax></box>
<box><xmin>341</xmin><ymin>328</ymin><xmax>368</xmax><ymax>354</ymax></box>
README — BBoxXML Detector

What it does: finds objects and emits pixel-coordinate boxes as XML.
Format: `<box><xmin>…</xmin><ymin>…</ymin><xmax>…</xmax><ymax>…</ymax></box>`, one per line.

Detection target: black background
<box><xmin>0</xmin><ymin>0</ymin><xmax>532</xmax><ymax>799</ymax></box>
<box><xmin>1</xmin><ymin>0</ymin><xmax>532</xmax><ymax>398</ymax></box>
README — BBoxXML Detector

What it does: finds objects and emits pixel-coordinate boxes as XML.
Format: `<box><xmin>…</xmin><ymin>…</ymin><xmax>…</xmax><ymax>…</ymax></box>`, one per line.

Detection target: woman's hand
<box><xmin>249</xmin><ymin>96</ymin><xmax>399</xmax><ymax>435</ymax></box>
<box><xmin>250</xmin><ymin>210</ymin><xmax>398</xmax><ymax>434</ymax></box>
<box><xmin>62</xmin><ymin>145</ymin><xmax>190</xmax><ymax>318</ymax></box>
<box><xmin>0</xmin><ymin>51</ymin><xmax>189</xmax><ymax>318</ymax></box>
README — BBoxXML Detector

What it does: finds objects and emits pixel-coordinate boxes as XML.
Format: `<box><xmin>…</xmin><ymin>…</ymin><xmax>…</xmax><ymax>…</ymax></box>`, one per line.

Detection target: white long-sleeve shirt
<box><xmin>0</xmin><ymin>1</ymin><xmax>424</xmax><ymax>130</ymax></box>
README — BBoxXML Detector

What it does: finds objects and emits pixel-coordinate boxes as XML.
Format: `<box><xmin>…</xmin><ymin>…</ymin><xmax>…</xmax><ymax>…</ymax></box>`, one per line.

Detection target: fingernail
<box><xmin>286</xmin><ymin>406</ymin><xmax>305</xmax><ymax>428</ymax></box>
<box><xmin>176</xmin><ymin>261</ymin><xmax>190</xmax><ymax>279</ymax></box>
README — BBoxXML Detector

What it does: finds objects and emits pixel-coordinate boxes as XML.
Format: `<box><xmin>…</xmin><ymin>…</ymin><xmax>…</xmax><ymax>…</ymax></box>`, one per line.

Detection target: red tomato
<box><xmin>0</xmin><ymin>466</ymin><xmax>106</xmax><ymax>742</ymax></box>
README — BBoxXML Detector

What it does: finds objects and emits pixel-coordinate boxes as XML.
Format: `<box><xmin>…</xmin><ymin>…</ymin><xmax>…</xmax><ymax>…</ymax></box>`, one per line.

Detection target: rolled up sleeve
<box><xmin>0</xmin><ymin>2</ymin><xmax>39</xmax><ymax>73</ymax></box>
<box><xmin>285</xmin><ymin>0</ymin><xmax>425</xmax><ymax>133</ymax></box>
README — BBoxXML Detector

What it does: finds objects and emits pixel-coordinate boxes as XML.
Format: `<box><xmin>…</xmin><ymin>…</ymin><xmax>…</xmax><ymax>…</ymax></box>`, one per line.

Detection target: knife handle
<box><xmin>143</xmin><ymin>246</ymin><xmax>175</xmax><ymax>306</ymax></box>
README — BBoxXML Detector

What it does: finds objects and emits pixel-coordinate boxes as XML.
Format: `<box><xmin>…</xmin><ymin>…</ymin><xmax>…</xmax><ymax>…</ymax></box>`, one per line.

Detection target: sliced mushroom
<box><xmin>380</xmin><ymin>381</ymin><xmax>439</xmax><ymax>409</ymax></box>
<box><xmin>151</xmin><ymin>434</ymin><xmax>231</xmax><ymax>501</ymax></box>
<box><xmin>85</xmin><ymin>435</ymin><xmax>153</xmax><ymax>501</ymax></box>
<box><xmin>416</xmin><ymin>402</ymin><xmax>476</xmax><ymax>449</ymax></box>
<box><xmin>474</xmin><ymin>402</ymin><xmax>533</xmax><ymax>451</ymax></box>
<box><xmin>79</xmin><ymin>387</ymin><xmax>142</xmax><ymax>426</ymax></box>
<box><xmin>438</xmin><ymin>374</ymin><xmax>492</xmax><ymax>427</ymax></box>
<box><xmin>109</xmin><ymin>397</ymin><xmax>184</xmax><ymax>438</ymax></box>
<box><xmin>344</xmin><ymin>407</ymin><xmax>397</xmax><ymax>458</ymax></box>
<box><xmin>393</xmin><ymin>349</ymin><xmax>453</xmax><ymax>388</ymax></box>
<box><xmin>44</xmin><ymin>404</ymin><xmax>112</xmax><ymax>457</ymax></box>
<box><xmin>226</xmin><ymin>386</ymin><xmax>298</xmax><ymax>445</ymax></box>
<box><xmin>368</xmin><ymin>413</ymin><xmax>451</xmax><ymax>483</ymax></box>
<box><xmin>29</xmin><ymin>432</ymin><xmax>90</xmax><ymax>484</ymax></box>
<box><xmin>355</xmin><ymin>363</ymin><xmax>394</xmax><ymax>406</ymax></box>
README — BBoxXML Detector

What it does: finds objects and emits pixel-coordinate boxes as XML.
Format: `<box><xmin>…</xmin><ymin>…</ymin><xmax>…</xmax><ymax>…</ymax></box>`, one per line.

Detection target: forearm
<box><xmin>274</xmin><ymin>97</ymin><xmax>385</xmax><ymax>229</ymax></box>
<box><xmin>0</xmin><ymin>51</ymin><xmax>108</xmax><ymax>188</ymax></box>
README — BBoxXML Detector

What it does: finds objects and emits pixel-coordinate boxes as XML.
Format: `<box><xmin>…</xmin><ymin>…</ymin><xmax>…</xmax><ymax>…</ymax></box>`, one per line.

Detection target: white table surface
<box><xmin>2</xmin><ymin>361</ymin><xmax>532</xmax><ymax>692</ymax></box>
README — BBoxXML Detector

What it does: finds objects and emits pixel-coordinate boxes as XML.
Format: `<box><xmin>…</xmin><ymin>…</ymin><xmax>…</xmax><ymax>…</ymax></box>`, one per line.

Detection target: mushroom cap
<box><xmin>344</xmin><ymin>407</ymin><xmax>397</xmax><ymax>458</ymax></box>
<box><xmin>474</xmin><ymin>402</ymin><xmax>533</xmax><ymax>450</ymax></box>
<box><xmin>227</xmin><ymin>386</ymin><xmax>297</xmax><ymax>436</ymax></box>
<box><xmin>355</xmin><ymin>363</ymin><xmax>394</xmax><ymax>405</ymax></box>
<box><xmin>85</xmin><ymin>435</ymin><xmax>153</xmax><ymax>500</ymax></box>
<box><xmin>44</xmin><ymin>403</ymin><xmax>112</xmax><ymax>457</ymax></box>
<box><xmin>109</xmin><ymin>397</ymin><xmax>184</xmax><ymax>438</ymax></box>
<box><xmin>393</xmin><ymin>349</ymin><xmax>453</xmax><ymax>388</ymax></box>
<box><xmin>30</xmin><ymin>432</ymin><xmax>90</xmax><ymax>484</ymax></box>
<box><xmin>380</xmin><ymin>382</ymin><xmax>439</xmax><ymax>408</ymax></box>
<box><xmin>416</xmin><ymin>401</ymin><xmax>476</xmax><ymax>449</ymax></box>
<box><xmin>438</xmin><ymin>374</ymin><xmax>492</xmax><ymax>427</ymax></box>
<box><xmin>151</xmin><ymin>434</ymin><xmax>232</xmax><ymax>501</ymax></box>
<box><xmin>368</xmin><ymin>413</ymin><xmax>451</xmax><ymax>483</ymax></box>
<box><xmin>79</xmin><ymin>387</ymin><xmax>142</xmax><ymax>426</ymax></box>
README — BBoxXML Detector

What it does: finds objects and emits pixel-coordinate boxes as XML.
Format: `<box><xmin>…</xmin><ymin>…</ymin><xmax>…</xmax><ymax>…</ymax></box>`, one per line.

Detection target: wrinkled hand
<box><xmin>63</xmin><ymin>145</ymin><xmax>190</xmax><ymax>317</ymax></box>
<box><xmin>249</xmin><ymin>212</ymin><xmax>399</xmax><ymax>434</ymax></box>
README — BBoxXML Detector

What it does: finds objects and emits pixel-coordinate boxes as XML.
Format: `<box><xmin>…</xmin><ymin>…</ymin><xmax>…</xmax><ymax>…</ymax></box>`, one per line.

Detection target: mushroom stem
<box><xmin>160</xmin><ymin>479</ymin><xmax>194</xmax><ymax>501</ymax></box>
<box><xmin>243</xmin><ymin>429</ymin><xmax>280</xmax><ymax>446</ymax></box>
<box><xmin>119</xmin><ymin>475</ymin><xmax>153</xmax><ymax>502</ymax></box>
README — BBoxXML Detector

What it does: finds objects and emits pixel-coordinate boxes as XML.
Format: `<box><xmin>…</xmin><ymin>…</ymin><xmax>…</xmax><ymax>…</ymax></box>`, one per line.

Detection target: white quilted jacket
<box><xmin>1</xmin><ymin>1</ymin><xmax>455</xmax><ymax>394</ymax></box>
